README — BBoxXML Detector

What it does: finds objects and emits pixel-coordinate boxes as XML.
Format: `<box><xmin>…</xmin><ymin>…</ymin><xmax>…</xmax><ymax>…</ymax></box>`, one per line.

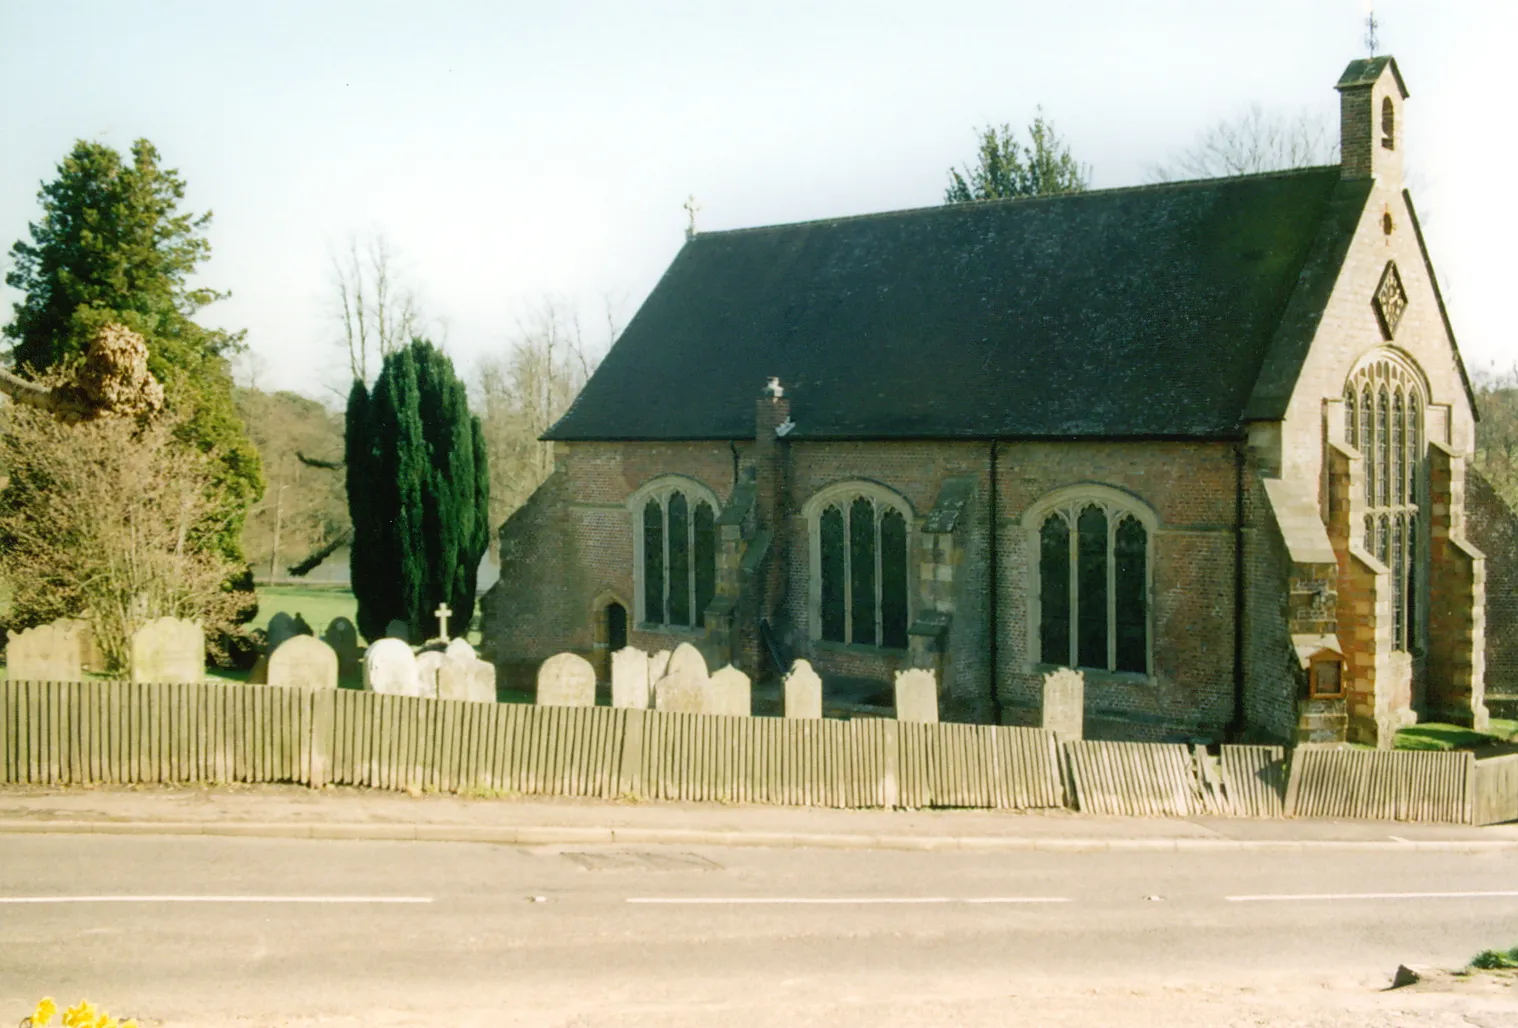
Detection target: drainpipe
<box><xmin>988</xmin><ymin>440</ymin><xmax>1003</xmax><ymax>725</ymax></box>
<box><xmin>1230</xmin><ymin>442</ymin><xmax>1248</xmax><ymax>742</ymax></box>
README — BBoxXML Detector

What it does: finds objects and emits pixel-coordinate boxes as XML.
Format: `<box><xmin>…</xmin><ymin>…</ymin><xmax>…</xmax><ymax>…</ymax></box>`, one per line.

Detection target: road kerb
<box><xmin>0</xmin><ymin>819</ymin><xmax>1515</xmax><ymax>852</ymax></box>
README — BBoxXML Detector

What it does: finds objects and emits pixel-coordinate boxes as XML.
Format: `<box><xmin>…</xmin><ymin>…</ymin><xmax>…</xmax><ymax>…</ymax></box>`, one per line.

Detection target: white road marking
<box><xmin>0</xmin><ymin>895</ymin><xmax>433</xmax><ymax>904</ymax></box>
<box><xmin>626</xmin><ymin>896</ymin><xmax>1070</xmax><ymax>905</ymax></box>
<box><xmin>1226</xmin><ymin>890</ymin><xmax>1518</xmax><ymax>903</ymax></box>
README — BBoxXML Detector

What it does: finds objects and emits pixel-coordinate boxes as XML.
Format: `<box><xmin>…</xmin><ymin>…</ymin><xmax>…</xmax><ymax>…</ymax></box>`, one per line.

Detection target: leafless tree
<box><xmin>0</xmin><ymin>405</ymin><xmax>244</xmax><ymax>671</ymax></box>
<box><xmin>474</xmin><ymin>298</ymin><xmax>615</xmax><ymax>550</ymax></box>
<box><xmin>332</xmin><ymin>232</ymin><xmax>423</xmax><ymax>384</ymax></box>
<box><xmin>1474</xmin><ymin>362</ymin><xmax>1518</xmax><ymax>509</ymax></box>
<box><xmin>1148</xmin><ymin>104</ymin><xmax>1337</xmax><ymax>182</ymax></box>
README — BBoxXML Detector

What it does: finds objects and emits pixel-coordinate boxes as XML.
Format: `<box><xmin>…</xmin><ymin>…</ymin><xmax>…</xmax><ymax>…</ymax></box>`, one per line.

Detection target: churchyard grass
<box><xmin>253</xmin><ymin>584</ymin><xmax>359</xmax><ymax>638</ymax></box>
<box><xmin>1394</xmin><ymin>719</ymin><xmax>1518</xmax><ymax>751</ymax></box>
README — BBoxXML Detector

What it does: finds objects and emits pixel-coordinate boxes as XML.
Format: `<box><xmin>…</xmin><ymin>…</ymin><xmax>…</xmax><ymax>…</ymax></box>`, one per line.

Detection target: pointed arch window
<box><xmin>1343</xmin><ymin>352</ymin><xmax>1426</xmax><ymax>653</ymax></box>
<box><xmin>630</xmin><ymin>477</ymin><xmax>720</xmax><ymax>629</ymax></box>
<box><xmin>806</xmin><ymin>482</ymin><xmax>911</xmax><ymax>649</ymax></box>
<box><xmin>1028</xmin><ymin>489</ymin><xmax>1153</xmax><ymax>675</ymax></box>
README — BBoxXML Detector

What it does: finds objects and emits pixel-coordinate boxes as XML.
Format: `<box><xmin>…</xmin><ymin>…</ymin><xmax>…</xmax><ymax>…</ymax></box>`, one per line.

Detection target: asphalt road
<box><xmin>1</xmin><ymin>833</ymin><xmax>1516</xmax><ymax>1026</ymax></box>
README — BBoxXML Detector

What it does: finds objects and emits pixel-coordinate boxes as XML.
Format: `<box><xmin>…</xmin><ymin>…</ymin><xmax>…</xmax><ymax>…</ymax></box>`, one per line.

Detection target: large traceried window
<box><xmin>629</xmin><ymin>477</ymin><xmax>718</xmax><ymax>629</ymax></box>
<box><xmin>1029</xmin><ymin>488</ymin><xmax>1153</xmax><ymax>675</ymax></box>
<box><xmin>1343</xmin><ymin>350</ymin><xmax>1425</xmax><ymax>653</ymax></box>
<box><xmin>806</xmin><ymin>482</ymin><xmax>911</xmax><ymax>649</ymax></box>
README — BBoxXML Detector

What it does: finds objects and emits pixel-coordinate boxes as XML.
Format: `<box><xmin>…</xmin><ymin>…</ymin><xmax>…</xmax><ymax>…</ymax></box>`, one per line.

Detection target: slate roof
<box><xmin>547</xmin><ymin>167</ymin><xmax>1370</xmax><ymax>442</ymax></box>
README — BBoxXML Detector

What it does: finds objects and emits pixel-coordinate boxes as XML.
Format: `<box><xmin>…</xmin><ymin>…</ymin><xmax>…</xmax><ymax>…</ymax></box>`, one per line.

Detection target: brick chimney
<box><xmin>1336</xmin><ymin>56</ymin><xmax>1408</xmax><ymax>183</ymax></box>
<box><xmin>754</xmin><ymin>377</ymin><xmax>791</xmax><ymax>532</ymax></box>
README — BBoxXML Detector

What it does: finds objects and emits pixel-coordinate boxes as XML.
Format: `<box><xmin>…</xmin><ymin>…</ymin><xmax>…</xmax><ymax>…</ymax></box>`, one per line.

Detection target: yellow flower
<box><xmin>62</xmin><ymin>1000</ymin><xmax>97</xmax><ymax>1028</ymax></box>
<box><xmin>32</xmin><ymin>997</ymin><xmax>58</xmax><ymax>1026</ymax></box>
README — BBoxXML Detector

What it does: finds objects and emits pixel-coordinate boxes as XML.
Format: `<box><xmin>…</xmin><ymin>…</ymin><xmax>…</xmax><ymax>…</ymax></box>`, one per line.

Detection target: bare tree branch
<box><xmin>1148</xmin><ymin>104</ymin><xmax>1337</xmax><ymax>182</ymax></box>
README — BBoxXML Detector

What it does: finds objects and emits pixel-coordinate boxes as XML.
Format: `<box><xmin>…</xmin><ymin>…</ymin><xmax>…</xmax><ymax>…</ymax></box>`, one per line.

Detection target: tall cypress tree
<box><xmin>346</xmin><ymin>339</ymin><xmax>490</xmax><ymax>643</ymax></box>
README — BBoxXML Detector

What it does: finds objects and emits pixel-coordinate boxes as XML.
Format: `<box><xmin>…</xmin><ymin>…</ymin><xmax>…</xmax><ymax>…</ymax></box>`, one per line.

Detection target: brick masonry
<box><xmin>481</xmin><ymin>57</ymin><xmax>1503</xmax><ymax>742</ymax></box>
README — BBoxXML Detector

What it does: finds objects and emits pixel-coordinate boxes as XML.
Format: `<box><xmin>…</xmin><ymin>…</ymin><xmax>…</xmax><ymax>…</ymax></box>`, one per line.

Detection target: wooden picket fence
<box><xmin>0</xmin><ymin>679</ymin><xmax>1065</xmax><ymax>811</ymax></box>
<box><xmin>1284</xmin><ymin>746</ymin><xmax>1475</xmax><ymax>824</ymax></box>
<box><xmin>4</xmin><ymin>679</ymin><xmax>1510</xmax><ymax>824</ymax></box>
<box><xmin>1475</xmin><ymin>753</ymin><xmax>1518</xmax><ymax>826</ymax></box>
<box><xmin>1061</xmin><ymin>742</ymin><xmax>1286</xmax><ymax>818</ymax></box>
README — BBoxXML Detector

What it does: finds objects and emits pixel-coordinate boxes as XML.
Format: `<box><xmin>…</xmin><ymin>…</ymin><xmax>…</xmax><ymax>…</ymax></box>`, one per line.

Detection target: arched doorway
<box><xmin>606</xmin><ymin>601</ymin><xmax>628</xmax><ymax>653</ymax></box>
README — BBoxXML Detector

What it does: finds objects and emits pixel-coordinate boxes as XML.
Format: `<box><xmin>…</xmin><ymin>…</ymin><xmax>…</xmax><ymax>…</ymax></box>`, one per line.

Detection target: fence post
<box><xmin>1462</xmin><ymin>750</ymin><xmax>1477</xmax><ymax>826</ymax></box>
<box><xmin>617</xmin><ymin>708</ymin><xmax>645</xmax><ymax>799</ymax></box>
<box><xmin>0</xmin><ymin>681</ymin><xmax>11</xmax><ymax>784</ymax></box>
<box><xmin>881</xmin><ymin>720</ymin><xmax>899</xmax><ymax>809</ymax></box>
<box><xmin>309</xmin><ymin>689</ymin><xmax>335</xmax><ymax>788</ymax></box>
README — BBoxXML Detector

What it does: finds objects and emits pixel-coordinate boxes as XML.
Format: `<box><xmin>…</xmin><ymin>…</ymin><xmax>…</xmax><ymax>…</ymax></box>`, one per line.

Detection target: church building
<box><xmin>482</xmin><ymin>57</ymin><xmax>1518</xmax><ymax>745</ymax></box>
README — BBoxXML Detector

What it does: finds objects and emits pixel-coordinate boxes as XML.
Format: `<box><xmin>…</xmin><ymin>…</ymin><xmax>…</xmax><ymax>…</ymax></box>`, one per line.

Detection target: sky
<box><xmin>1</xmin><ymin>0</ymin><xmax>1514</xmax><ymax>400</ymax></box>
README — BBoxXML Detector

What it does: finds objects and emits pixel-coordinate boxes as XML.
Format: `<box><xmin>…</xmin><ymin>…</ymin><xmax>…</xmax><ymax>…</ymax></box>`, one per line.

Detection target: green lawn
<box><xmin>251</xmin><ymin>584</ymin><xmax>359</xmax><ymax>638</ymax></box>
<box><xmin>1395</xmin><ymin>719</ymin><xmax>1518</xmax><ymax>752</ymax></box>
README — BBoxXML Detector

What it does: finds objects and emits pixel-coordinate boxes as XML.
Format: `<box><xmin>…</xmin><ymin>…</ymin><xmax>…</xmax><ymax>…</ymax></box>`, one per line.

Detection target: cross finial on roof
<box><xmin>684</xmin><ymin>195</ymin><xmax>701</xmax><ymax>240</ymax></box>
<box><xmin>1364</xmin><ymin>1</ymin><xmax>1379</xmax><ymax>56</ymax></box>
<box><xmin>434</xmin><ymin>602</ymin><xmax>453</xmax><ymax>643</ymax></box>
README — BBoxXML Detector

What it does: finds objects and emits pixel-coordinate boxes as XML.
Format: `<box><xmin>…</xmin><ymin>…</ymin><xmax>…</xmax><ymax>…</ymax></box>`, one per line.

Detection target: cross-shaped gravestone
<box><xmin>434</xmin><ymin>602</ymin><xmax>453</xmax><ymax>643</ymax></box>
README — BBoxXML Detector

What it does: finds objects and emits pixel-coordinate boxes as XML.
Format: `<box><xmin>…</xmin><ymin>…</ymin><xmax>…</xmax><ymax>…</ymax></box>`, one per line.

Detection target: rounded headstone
<box><xmin>130</xmin><ymin>617</ymin><xmax>203</xmax><ymax>684</ymax></box>
<box><xmin>267</xmin><ymin>635</ymin><xmax>339</xmax><ymax>690</ymax></box>
<box><xmin>611</xmin><ymin>646</ymin><xmax>651</xmax><ymax>709</ymax></box>
<box><xmin>783</xmin><ymin>659</ymin><xmax>823</xmax><ymax>719</ymax></box>
<box><xmin>537</xmin><ymin>652</ymin><xmax>596</xmax><ymax>707</ymax></box>
<box><xmin>709</xmin><ymin>664</ymin><xmax>752</xmax><ymax>717</ymax></box>
<box><xmin>266</xmin><ymin>612</ymin><xmax>298</xmax><ymax>654</ymax></box>
<box><xmin>364</xmin><ymin>638</ymin><xmax>422</xmax><ymax>695</ymax></box>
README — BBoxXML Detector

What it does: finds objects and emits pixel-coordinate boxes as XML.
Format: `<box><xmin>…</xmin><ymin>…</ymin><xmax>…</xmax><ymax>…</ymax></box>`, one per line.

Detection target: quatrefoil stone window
<box><xmin>1374</xmin><ymin>261</ymin><xmax>1408</xmax><ymax>340</ymax></box>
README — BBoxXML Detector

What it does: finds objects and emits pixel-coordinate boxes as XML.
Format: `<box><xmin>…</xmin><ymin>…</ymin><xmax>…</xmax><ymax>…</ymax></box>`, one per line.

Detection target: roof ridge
<box><xmin>694</xmin><ymin>164</ymin><xmax>1343</xmax><ymax>239</ymax></box>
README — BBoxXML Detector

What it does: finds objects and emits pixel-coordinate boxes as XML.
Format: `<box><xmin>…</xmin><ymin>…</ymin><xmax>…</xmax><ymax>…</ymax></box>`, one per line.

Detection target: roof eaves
<box><xmin>1402</xmin><ymin>188</ymin><xmax>1479</xmax><ymax>421</ymax></box>
<box><xmin>693</xmin><ymin>165</ymin><xmax>1343</xmax><ymax>241</ymax></box>
<box><xmin>1243</xmin><ymin>176</ymin><xmax>1373</xmax><ymax>422</ymax></box>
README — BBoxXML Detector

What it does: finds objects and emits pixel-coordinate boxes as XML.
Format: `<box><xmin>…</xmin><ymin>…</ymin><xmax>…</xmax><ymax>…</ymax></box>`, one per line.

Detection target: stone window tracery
<box><xmin>629</xmin><ymin>477</ymin><xmax>719</xmax><ymax>629</ymax></box>
<box><xmin>1027</xmin><ymin>487</ymin><xmax>1153</xmax><ymax>675</ymax></box>
<box><xmin>1343</xmin><ymin>351</ymin><xmax>1425</xmax><ymax>653</ymax></box>
<box><xmin>806</xmin><ymin>482</ymin><xmax>911</xmax><ymax>649</ymax></box>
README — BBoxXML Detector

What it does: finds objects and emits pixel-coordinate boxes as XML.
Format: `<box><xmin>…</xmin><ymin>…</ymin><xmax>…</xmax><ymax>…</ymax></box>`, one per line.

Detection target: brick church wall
<box><xmin>1466</xmin><ymin>468</ymin><xmax>1518</xmax><ymax>713</ymax></box>
<box><xmin>485</xmin><ymin>435</ymin><xmax>1251</xmax><ymax>740</ymax></box>
<box><xmin>993</xmin><ymin>440</ymin><xmax>1240</xmax><ymax>742</ymax></box>
<box><xmin>1242</xmin><ymin>467</ymin><xmax>1310</xmax><ymax>746</ymax></box>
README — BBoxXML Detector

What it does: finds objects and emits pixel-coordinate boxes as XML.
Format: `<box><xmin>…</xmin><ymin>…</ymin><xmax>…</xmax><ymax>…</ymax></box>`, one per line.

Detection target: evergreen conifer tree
<box><xmin>345</xmin><ymin>339</ymin><xmax>490</xmax><ymax>642</ymax></box>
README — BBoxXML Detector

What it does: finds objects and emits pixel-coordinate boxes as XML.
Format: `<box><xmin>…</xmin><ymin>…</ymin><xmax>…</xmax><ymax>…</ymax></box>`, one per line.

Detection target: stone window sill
<box><xmin>1031</xmin><ymin>662</ymin><xmax>1154</xmax><ymax>688</ymax></box>
<box><xmin>636</xmin><ymin>622</ymin><xmax>706</xmax><ymax>638</ymax></box>
<box><xmin>811</xmin><ymin>639</ymin><xmax>909</xmax><ymax>658</ymax></box>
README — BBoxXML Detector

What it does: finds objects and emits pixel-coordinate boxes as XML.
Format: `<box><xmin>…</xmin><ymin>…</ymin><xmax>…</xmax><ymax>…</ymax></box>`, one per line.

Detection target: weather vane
<box><xmin>683</xmin><ymin>195</ymin><xmax>701</xmax><ymax>240</ymax></box>
<box><xmin>1364</xmin><ymin>1</ymin><xmax>1379</xmax><ymax>57</ymax></box>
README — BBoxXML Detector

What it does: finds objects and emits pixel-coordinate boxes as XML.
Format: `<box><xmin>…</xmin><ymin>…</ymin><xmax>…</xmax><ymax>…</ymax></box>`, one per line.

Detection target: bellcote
<box><xmin>1336</xmin><ymin>56</ymin><xmax>1409</xmax><ymax>183</ymax></box>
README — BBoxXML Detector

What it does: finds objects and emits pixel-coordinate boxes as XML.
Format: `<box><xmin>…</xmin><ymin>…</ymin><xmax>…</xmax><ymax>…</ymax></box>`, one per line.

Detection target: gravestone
<box><xmin>364</xmin><ymin>638</ymin><xmax>422</xmax><ymax>696</ymax></box>
<box><xmin>266</xmin><ymin>612</ymin><xmax>299</xmax><ymax>654</ymax></box>
<box><xmin>666</xmin><ymin>642</ymin><xmax>707</xmax><ymax>683</ymax></box>
<box><xmin>415</xmin><ymin>650</ymin><xmax>445</xmax><ymax>699</ymax></box>
<box><xmin>893</xmin><ymin>668</ymin><xmax>939</xmax><ymax>723</ymax></box>
<box><xmin>783</xmin><ymin>659</ymin><xmax>823</xmax><ymax>719</ymax></box>
<box><xmin>5</xmin><ymin>620</ymin><xmax>86</xmax><ymax>682</ymax></box>
<box><xmin>248</xmin><ymin>654</ymin><xmax>269</xmax><ymax>685</ymax></box>
<box><xmin>130</xmin><ymin>618</ymin><xmax>203</xmax><ymax>684</ymax></box>
<box><xmin>323</xmin><ymin>617</ymin><xmax>360</xmax><ymax>678</ymax></box>
<box><xmin>438</xmin><ymin>638</ymin><xmax>495</xmax><ymax>703</ymax></box>
<box><xmin>384</xmin><ymin>618</ymin><xmax>411</xmax><ymax>642</ymax></box>
<box><xmin>57</xmin><ymin>618</ymin><xmax>101</xmax><ymax>674</ymax></box>
<box><xmin>654</xmin><ymin>666</ymin><xmax>709</xmax><ymax>714</ymax></box>
<box><xmin>1041</xmin><ymin>667</ymin><xmax>1085</xmax><ymax>741</ymax></box>
<box><xmin>537</xmin><ymin>652</ymin><xmax>596</xmax><ymax>707</ymax></box>
<box><xmin>267</xmin><ymin>635</ymin><xmax>339</xmax><ymax>690</ymax></box>
<box><xmin>709</xmin><ymin>664</ymin><xmax>752</xmax><ymax>717</ymax></box>
<box><xmin>291</xmin><ymin>613</ymin><xmax>314</xmax><ymax>637</ymax></box>
<box><xmin>611</xmin><ymin>646</ymin><xmax>651</xmax><ymax>709</ymax></box>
